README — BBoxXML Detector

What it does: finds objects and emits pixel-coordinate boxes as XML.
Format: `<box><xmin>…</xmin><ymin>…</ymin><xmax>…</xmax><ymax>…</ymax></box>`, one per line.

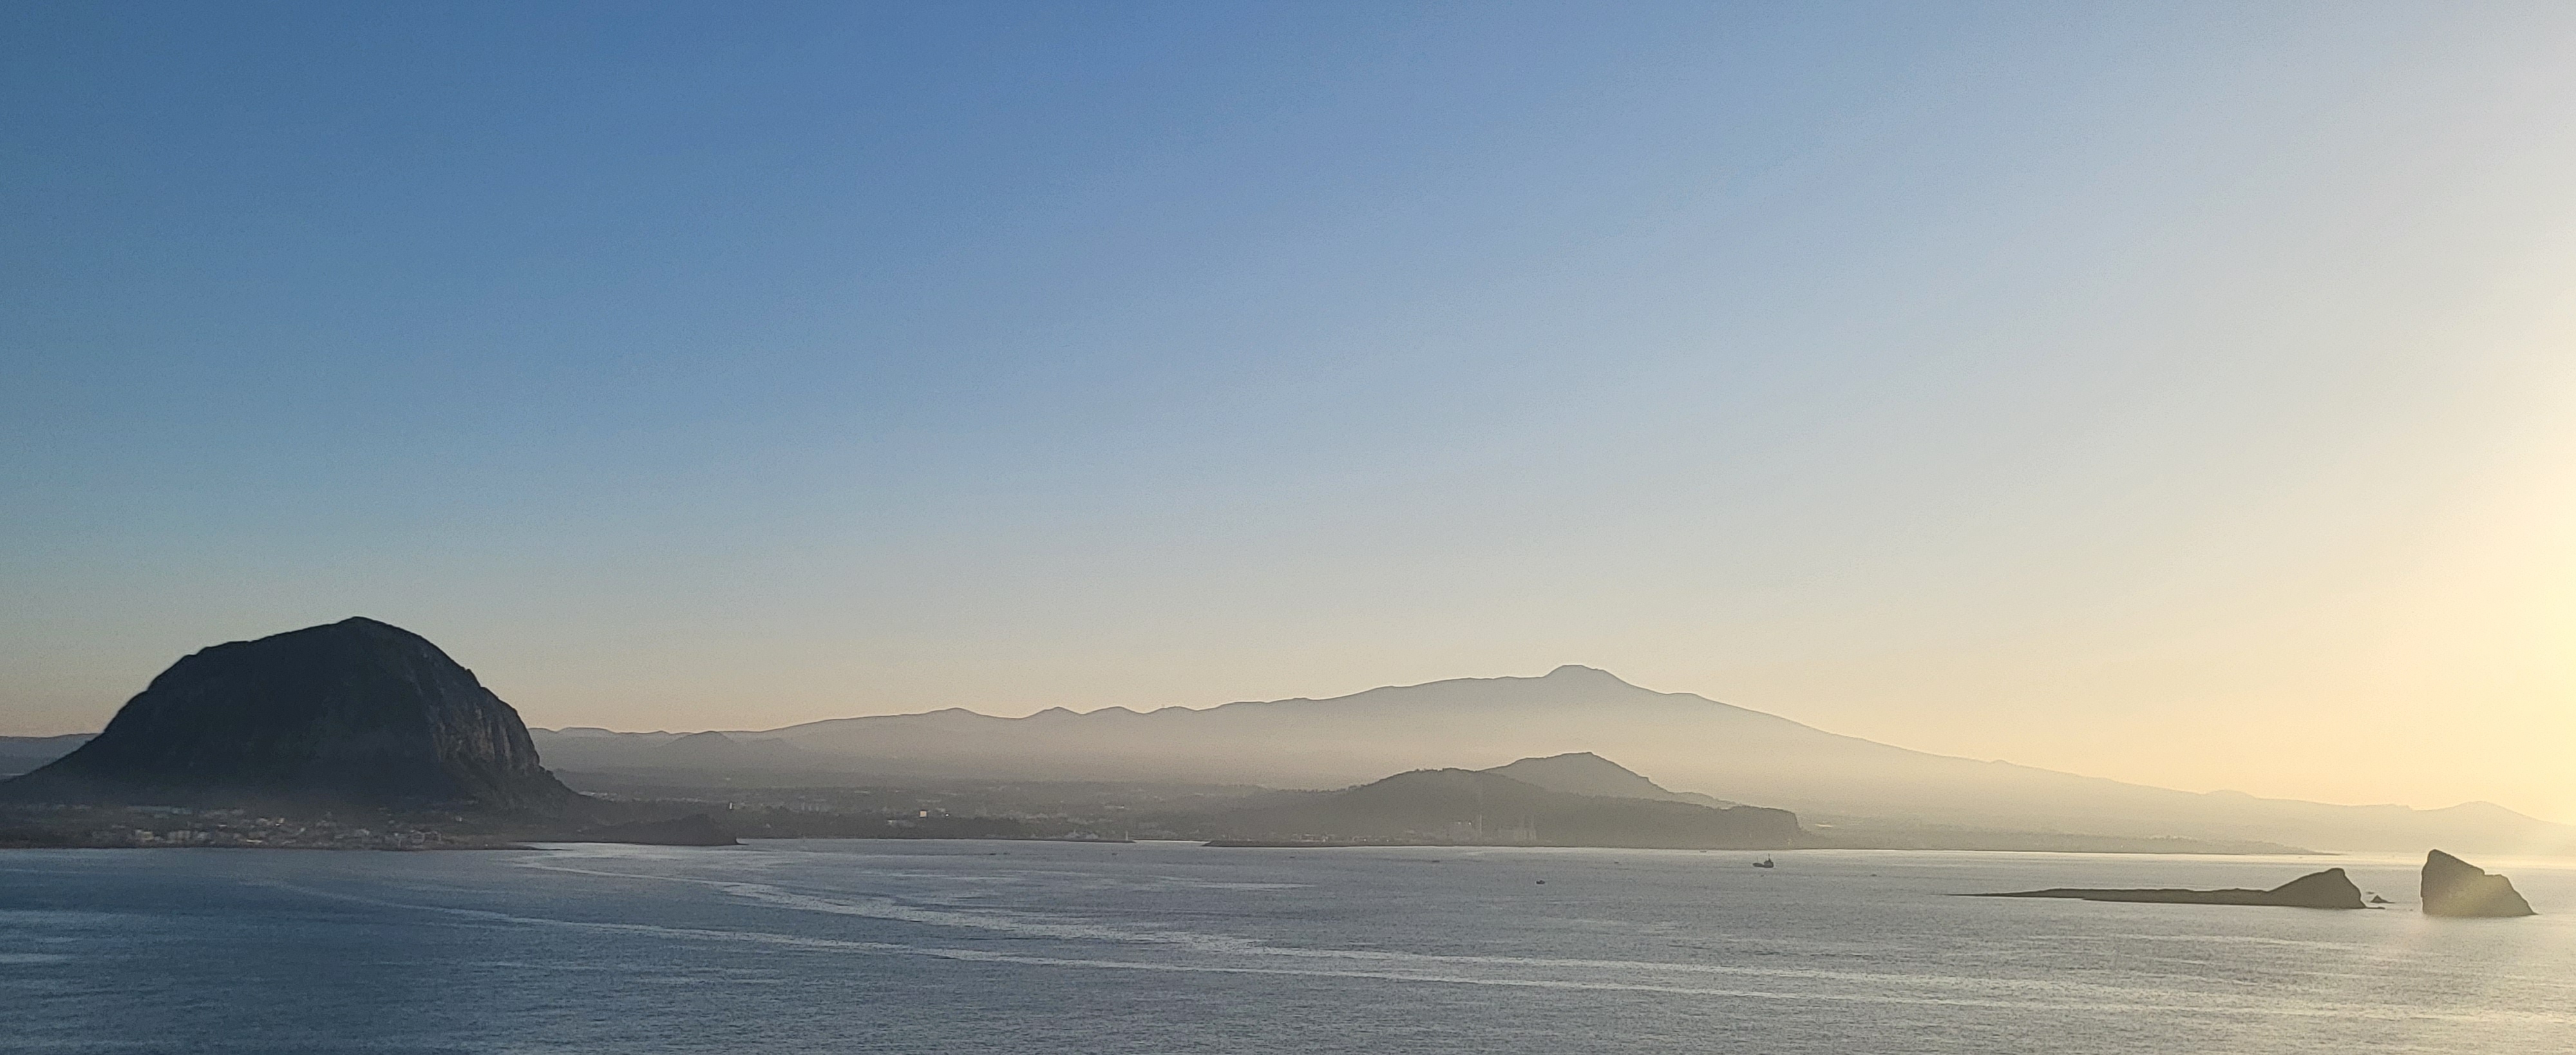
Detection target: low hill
<box><xmin>1482</xmin><ymin>752</ymin><xmax>1732</xmax><ymax>807</ymax></box>
<box><xmin>1205</xmin><ymin>766</ymin><xmax>1801</xmax><ymax>850</ymax></box>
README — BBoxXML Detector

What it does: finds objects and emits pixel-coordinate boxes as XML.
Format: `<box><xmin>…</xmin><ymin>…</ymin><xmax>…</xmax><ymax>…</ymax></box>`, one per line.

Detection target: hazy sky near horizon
<box><xmin>6</xmin><ymin>3</ymin><xmax>2575</xmax><ymax>819</ymax></box>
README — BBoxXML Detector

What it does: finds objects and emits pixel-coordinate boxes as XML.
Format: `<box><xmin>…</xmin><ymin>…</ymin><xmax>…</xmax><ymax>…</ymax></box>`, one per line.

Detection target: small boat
<box><xmin>1753</xmin><ymin>857</ymin><xmax>1775</xmax><ymax>869</ymax></box>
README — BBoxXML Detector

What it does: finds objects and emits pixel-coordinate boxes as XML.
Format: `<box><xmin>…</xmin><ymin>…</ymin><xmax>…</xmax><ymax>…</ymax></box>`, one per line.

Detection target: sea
<box><xmin>3</xmin><ymin>841</ymin><xmax>2571</xmax><ymax>1054</ymax></box>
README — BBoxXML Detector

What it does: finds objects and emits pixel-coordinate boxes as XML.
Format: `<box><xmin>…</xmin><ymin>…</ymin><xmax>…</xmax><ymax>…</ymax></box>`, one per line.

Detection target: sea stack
<box><xmin>0</xmin><ymin>618</ymin><xmax>577</xmax><ymax>811</ymax></box>
<box><xmin>2420</xmin><ymin>850</ymin><xmax>2537</xmax><ymax>917</ymax></box>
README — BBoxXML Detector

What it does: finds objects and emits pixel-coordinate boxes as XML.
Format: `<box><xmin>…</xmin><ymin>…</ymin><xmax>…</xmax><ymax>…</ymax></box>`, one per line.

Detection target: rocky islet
<box><xmin>2420</xmin><ymin>850</ymin><xmax>2537</xmax><ymax>917</ymax></box>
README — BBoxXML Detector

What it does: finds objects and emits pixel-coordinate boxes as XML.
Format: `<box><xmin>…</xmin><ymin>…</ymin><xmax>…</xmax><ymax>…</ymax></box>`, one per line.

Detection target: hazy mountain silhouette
<box><xmin>3</xmin><ymin>618</ymin><xmax>576</xmax><ymax>810</ymax></box>
<box><xmin>1483</xmin><ymin>752</ymin><xmax>1734</xmax><ymax>808</ymax></box>
<box><xmin>1206</xmin><ymin>766</ymin><xmax>1801</xmax><ymax>849</ymax></box>
<box><xmin>648</xmin><ymin>731</ymin><xmax>811</xmax><ymax>768</ymax></box>
<box><xmin>528</xmin><ymin>728</ymin><xmax>819</xmax><ymax>775</ymax></box>
<box><xmin>529</xmin><ymin>665</ymin><xmax>2574</xmax><ymax>854</ymax></box>
<box><xmin>0</xmin><ymin>734</ymin><xmax>93</xmax><ymax>778</ymax></box>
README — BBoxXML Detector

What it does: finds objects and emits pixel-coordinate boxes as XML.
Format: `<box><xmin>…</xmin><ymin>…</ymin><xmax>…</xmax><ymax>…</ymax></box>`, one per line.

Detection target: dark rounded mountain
<box><xmin>3</xmin><ymin>618</ymin><xmax>576</xmax><ymax>810</ymax></box>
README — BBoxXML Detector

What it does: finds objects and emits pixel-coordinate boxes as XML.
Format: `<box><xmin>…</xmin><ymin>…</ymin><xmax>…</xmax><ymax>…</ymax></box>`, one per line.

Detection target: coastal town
<box><xmin>0</xmin><ymin>803</ymin><xmax>508</xmax><ymax>850</ymax></box>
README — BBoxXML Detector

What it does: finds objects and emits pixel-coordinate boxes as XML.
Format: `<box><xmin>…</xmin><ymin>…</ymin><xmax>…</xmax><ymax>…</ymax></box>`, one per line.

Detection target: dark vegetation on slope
<box><xmin>0</xmin><ymin>620</ymin><xmax>734</xmax><ymax>847</ymax></box>
<box><xmin>3</xmin><ymin>618</ymin><xmax>576</xmax><ymax>811</ymax></box>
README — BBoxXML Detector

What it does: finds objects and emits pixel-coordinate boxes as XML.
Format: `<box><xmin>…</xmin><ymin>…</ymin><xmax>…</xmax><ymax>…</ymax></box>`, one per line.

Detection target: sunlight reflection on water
<box><xmin>3</xmin><ymin>842</ymin><xmax>2570</xmax><ymax>1054</ymax></box>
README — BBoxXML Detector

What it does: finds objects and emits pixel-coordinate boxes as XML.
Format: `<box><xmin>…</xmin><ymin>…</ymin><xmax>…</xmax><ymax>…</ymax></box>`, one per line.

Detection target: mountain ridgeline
<box><xmin>525</xmin><ymin>666</ymin><xmax>2576</xmax><ymax>855</ymax></box>
<box><xmin>3</xmin><ymin>618</ymin><xmax>576</xmax><ymax>811</ymax></box>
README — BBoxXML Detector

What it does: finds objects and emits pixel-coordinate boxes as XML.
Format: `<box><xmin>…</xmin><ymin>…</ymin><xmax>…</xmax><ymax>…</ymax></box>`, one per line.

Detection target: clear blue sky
<box><xmin>7</xmin><ymin>3</ymin><xmax>2575</xmax><ymax>818</ymax></box>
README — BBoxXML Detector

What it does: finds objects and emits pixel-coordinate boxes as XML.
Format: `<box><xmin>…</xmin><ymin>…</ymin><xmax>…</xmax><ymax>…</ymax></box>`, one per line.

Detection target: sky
<box><xmin>5</xmin><ymin>2</ymin><xmax>2575</xmax><ymax>821</ymax></box>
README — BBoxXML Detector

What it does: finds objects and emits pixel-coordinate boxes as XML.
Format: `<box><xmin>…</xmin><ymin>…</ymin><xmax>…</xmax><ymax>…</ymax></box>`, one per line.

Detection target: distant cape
<box><xmin>1978</xmin><ymin>868</ymin><xmax>2367</xmax><ymax>909</ymax></box>
<box><xmin>3</xmin><ymin>618</ymin><xmax>576</xmax><ymax>811</ymax></box>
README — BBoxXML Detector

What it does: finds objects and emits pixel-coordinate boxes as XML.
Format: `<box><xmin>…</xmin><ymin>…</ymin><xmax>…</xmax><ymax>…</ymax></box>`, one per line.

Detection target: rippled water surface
<box><xmin>4</xmin><ymin>842</ymin><xmax>2571</xmax><ymax>1053</ymax></box>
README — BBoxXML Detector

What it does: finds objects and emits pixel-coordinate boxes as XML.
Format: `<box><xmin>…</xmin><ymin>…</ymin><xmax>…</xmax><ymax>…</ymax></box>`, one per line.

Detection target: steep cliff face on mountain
<box><xmin>2</xmin><ymin>618</ymin><xmax>576</xmax><ymax>811</ymax></box>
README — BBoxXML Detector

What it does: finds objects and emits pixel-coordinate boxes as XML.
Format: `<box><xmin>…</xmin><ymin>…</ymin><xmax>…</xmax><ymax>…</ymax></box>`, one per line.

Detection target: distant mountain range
<box><xmin>10</xmin><ymin>651</ymin><xmax>2569</xmax><ymax>856</ymax></box>
<box><xmin>512</xmin><ymin>665</ymin><xmax>2572</xmax><ymax>855</ymax></box>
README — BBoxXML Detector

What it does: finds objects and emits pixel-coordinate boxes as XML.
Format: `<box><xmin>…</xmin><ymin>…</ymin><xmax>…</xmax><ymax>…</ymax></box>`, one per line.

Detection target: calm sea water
<box><xmin>3</xmin><ymin>841</ymin><xmax>2570</xmax><ymax>1053</ymax></box>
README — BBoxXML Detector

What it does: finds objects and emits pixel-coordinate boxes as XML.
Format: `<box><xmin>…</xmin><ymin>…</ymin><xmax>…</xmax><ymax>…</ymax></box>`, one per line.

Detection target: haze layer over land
<box><xmin>518</xmin><ymin>666</ymin><xmax>2574</xmax><ymax>857</ymax></box>
<box><xmin>0</xmin><ymin>613</ymin><xmax>2564</xmax><ymax>856</ymax></box>
<box><xmin>6</xmin><ymin>5</ymin><xmax>2576</xmax><ymax>821</ymax></box>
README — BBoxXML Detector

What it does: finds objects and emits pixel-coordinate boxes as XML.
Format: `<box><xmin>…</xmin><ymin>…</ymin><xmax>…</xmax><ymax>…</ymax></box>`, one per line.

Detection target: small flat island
<box><xmin>1976</xmin><ymin>867</ymin><xmax>2365</xmax><ymax>909</ymax></box>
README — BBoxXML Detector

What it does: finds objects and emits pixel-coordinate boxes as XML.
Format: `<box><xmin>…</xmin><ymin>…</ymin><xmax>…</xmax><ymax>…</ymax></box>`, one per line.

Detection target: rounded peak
<box><xmin>1542</xmin><ymin>665</ymin><xmax>1627</xmax><ymax>684</ymax></box>
<box><xmin>179</xmin><ymin>617</ymin><xmax>456</xmax><ymax>671</ymax></box>
<box><xmin>322</xmin><ymin>616</ymin><xmax>421</xmax><ymax>636</ymax></box>
<box><xmin>243</xmin><ymin>617</ymin><xmax>442</xmax><ymax>652</ymax></box>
